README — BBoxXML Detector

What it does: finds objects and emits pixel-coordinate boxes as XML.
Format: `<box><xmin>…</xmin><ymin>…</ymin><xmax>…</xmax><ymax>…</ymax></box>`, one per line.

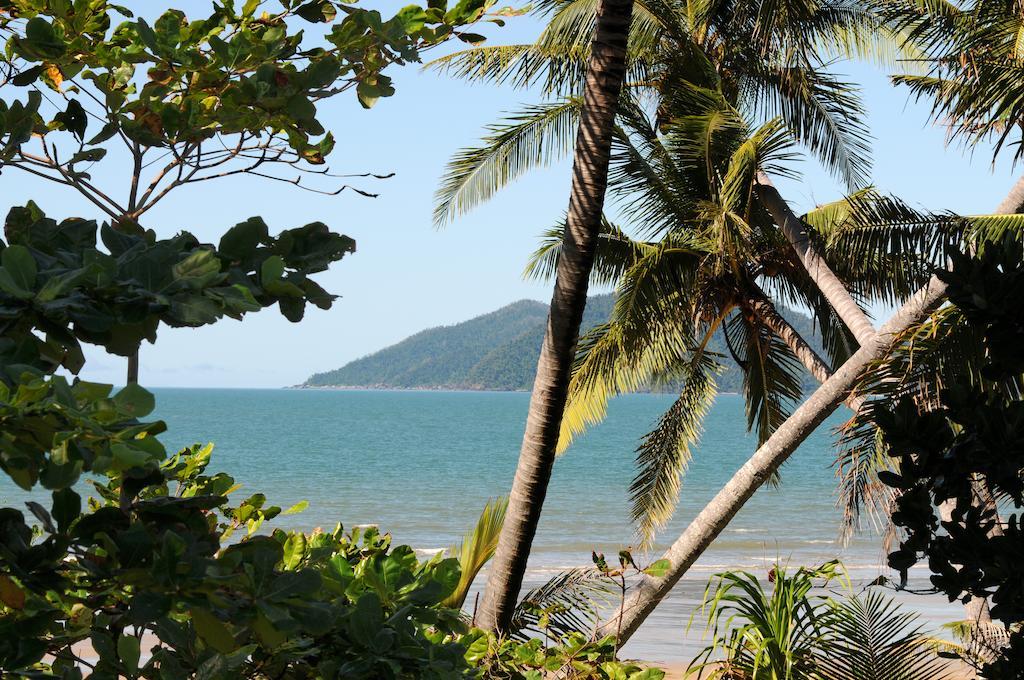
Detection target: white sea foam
<box><xmin>414</xmin><ymin>548</ymin><xmax>446</xmax><ymax>557</ymax></box>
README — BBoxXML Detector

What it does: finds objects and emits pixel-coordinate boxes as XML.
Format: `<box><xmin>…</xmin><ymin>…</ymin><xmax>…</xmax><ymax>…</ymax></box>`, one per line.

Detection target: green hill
<box><xmin>302</xmin><ymin>295</ymin><xmax>824</xmax><ymax>392</ymax></box>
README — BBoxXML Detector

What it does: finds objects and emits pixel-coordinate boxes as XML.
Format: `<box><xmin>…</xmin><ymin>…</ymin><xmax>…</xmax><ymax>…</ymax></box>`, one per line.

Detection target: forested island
<box><xmin>303</xmin><ymin>295</ymin><xmax>825</xmax><ymax>392</ymax></box>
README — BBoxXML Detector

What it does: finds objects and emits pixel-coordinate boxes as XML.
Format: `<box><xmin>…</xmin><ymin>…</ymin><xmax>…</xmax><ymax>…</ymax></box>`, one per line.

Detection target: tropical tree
<box><xmin>519</xmin><ymin>89</ymin><xmax>1023</xmax><ymax>543</ymax></box>
<box><xmin>0</xmin><ymin>0</ymin><xmax>502</xmax><ymax>382</ymax></box>
<box><xmin>828</xmin><ymin>0</ymin><xmax>1024</xmax><ymax>639</ymax></box>
<box><xmin>430</xmin><ymin>0</ymin><xmax>1007</xmax><ymax>549</ymax></box>
<box><xmin>858</xmin><ymin>237</ymin><xmax>1024</xmax><ymax>676</ymax></box>
<box><xmin>475</xmin><ymin>0</ymin><xmax>637</xmax><ymax>634</ymax></box>
<box><xmin>428</xmin><ymin>0</ymin><xmax>900</xmax><ymax>545</ymax></box>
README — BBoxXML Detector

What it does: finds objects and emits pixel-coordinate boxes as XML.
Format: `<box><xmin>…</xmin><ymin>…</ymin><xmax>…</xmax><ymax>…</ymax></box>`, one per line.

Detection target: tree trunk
<box><xmin>754</xmin><ymin>172</ymin><xmax>877</xmax><ymax>346</ymax></box>
<box><xmin>598</xmin><ymin>275</ymin><xmax>948</xmax><ymax>643</ymax></box>
<box><xmin>127</xmin><ymin>351</ymin><xmax>139</xmax><ymax>385</ymax></box>
<box><xmin>476</xmin><ymin>0</ymin><xmax>634</xmax><ymax>634</ymax></box>
<box><xmin>995</xmin><ymin>173</ymin><xmax>1024</xmax><ymax>214</ymax></box>
<box><xmin>743</xmin><ymin>285</ymin><xmax>864</xmax><ymax>411</ymax></box>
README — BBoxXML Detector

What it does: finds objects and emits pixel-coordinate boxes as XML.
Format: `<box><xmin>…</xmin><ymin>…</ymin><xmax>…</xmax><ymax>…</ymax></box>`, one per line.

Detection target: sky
<box><xmin>3</xmin><ymin>2</ymin><xmax>1021</xmax><ymax>388</ymax></box>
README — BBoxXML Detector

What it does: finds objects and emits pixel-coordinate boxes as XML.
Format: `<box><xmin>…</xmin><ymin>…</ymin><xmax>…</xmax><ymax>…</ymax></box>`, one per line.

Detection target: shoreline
<box><xmin>288</xmin><ymin>384</ymin><xmax>743</xmax><ymax>396</ymax></box>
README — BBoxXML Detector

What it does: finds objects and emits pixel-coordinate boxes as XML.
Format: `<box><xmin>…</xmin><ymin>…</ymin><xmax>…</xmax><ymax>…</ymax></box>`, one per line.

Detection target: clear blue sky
<box><xmin>3</xmin><ymin>3</ymin><xmax>1019</xmax><ymax>387</ymax></box>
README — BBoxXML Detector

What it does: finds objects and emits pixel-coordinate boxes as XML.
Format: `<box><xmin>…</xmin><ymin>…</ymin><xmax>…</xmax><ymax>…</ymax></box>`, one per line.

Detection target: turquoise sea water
<box><xmin>1</xmin><ymin>388</ymin><xmax>961</xmax><ymax>663</ymax></box>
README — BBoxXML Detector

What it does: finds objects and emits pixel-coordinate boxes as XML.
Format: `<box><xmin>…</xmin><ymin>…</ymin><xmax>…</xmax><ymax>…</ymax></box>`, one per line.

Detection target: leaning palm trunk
<box><xmin>601</xmin><ymin>175</ymin><xmax>1024</xmax><ymax>644</ymax></box>
<box><xmin>755</xmin><ymin>172</ymin><xmax>877</xmax><ymax>346</ymax></box>
<box><xmin>476</xmin><ymin>0</ymin><xmax>635</xmax><ymax>633</ymax></box>
<box><xmin>598</xmin><ymin>275</ymin><xmax>949</xmax><ymax>643</ymax></box>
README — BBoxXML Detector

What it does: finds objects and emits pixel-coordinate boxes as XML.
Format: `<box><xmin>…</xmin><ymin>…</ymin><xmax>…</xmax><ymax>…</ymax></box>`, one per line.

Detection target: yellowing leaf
<box><xmin>0</xmin><ymin>574</ymin><xmax>26</xmax><ymax>610</ymax></box>
<box><xmin>44</xmin><ymin>63</ymin><xmax>63</xmax><ymax>90</ymax></box>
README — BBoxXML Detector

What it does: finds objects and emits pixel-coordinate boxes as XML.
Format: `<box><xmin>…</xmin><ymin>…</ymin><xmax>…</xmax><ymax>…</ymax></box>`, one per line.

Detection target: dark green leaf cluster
<box><xmin>876</xmin><ymin>236</ymin><xmax>1024</xmax><ymax>677</ymax></box>
<box><xmin>0</xmin><ymin>203</ymin><xmax>353</xmax><ymax>373</ymax></box>
<box><xmin>0</xmin><ymin>375</ymin><xmax>165</xmax><ymax>491</ymax></box>
<box><xmin>1</xmin><ymin>0</ymin><xmax>497</xmax><ymax>150</ymax></box>
<box><xmin>0</xmin><ymin>443</ymin><xmax>477</xmax><ymax>679</ymax></box>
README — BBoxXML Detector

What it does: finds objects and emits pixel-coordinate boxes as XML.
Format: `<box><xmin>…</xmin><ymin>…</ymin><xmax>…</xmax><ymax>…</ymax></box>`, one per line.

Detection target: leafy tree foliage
<box><xmin>876</xmin><ymin>237</ymin><xmax>1024</xmax><ymax>677</ymax></box>
<box><xmin>0</xmin><ymin>0</ymin><xmax>503</xmax><ymax>221</ymax></box>
<box><xmin>0</xmin><ymin>443</ymin><xmax>475</xmax><ymax>678</ymax></box>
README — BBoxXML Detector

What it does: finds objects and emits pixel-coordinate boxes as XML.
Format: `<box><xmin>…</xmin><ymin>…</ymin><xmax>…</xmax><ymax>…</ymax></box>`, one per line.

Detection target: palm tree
<box><xmin>689</xmin><ymin>561</ymin><xmax>955</xmax><ymax>679</ymax></box>
<box><xmin>433</xmin><ymin>0</ymin><xmax>883</xmax><ymax>538</ymax></box>
<box><xmin>433</xmin><ymin>0</ymin><xmax>969</xmax><ymax>548</ymax></box>
<box><xmin>476</xmin><ymin>0</ymin><xmax>636</xmax><ymax>633</ymax></box>
<box><xmin>597</xmin><ymin>271</ymin><xmax>951</xmax><ymax>643</ymax></box>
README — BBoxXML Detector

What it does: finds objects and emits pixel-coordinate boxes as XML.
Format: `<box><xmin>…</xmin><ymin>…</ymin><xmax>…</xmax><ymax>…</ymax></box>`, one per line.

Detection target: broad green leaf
<box><xmin>219</xmin><ymin>218</ymin><xmax>268</xmax><ymax>262</ymax></box>
<box><xmin>114</xmin><ymin>383</ymin><xmax>156</xmax><ymax>418</ymax></box>
<box><xmin>282</xmin><ymin>500</ymin><xmax>308</xmax><ymax>515</ymax></box>
<box><xmin>260</xmin><ymin>256</ymin><xmax>285</xmax><ymax>283</ymax></box>
<box><xmin>51</xmin><ymin>488</ymin><xmax>81</xmax><ymax>532</ymax></box>
<box><xmin>0</xmin><ymin>575</ymin><xmax>26</xmax><ymax>610</ymax></box>
<box><xmin>282</xmin><ymin>532</ymin><xmax>307</xmax><ymax>569</ymax></box>
<box><xmin>191</xmin><ymin>608</ymin><xmax>236</xmax><ymax>654</ymax></box>
<box><xmin>172</xmin><ymin>250</ymin><xmax>222</xmax><ymax>287</ymax></box>
<box><xmin>2</xmin><ymin>245</ymin><xmax>37</xmax><ymax>292</ymax></box>
<box><xmin>117</xmin><ymin>634</ymin><xmax>141</xmax><ymax>671</ymax></box>
<box><xmin>642</xmin><ymin>559</ymin><xmax>671</xmax><ymax>578</ymax></box>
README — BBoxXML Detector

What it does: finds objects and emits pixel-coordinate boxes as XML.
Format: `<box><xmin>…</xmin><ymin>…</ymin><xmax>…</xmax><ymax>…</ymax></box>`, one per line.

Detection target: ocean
<box><xmin>1</xmin><ymin>388</ymin><xmax>961</xmax><ymax>663</ymax></box>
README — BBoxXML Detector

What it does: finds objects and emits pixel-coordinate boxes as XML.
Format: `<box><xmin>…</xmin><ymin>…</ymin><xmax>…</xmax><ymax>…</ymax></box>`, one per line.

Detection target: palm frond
<box><xmin>747</xmin><ymin>63</ymin><xmax>872</xmax><ymax>190</ymax></box>
<box><xmin>724</xmin><ymin>308</ymin><xmax>804</xmax><ymax>444</ymax></box>
<box><xmin>537</xmin><ymin>0</ymin><xmax>666</xmax><ymax>66</ymax></box>
<box><xmin>509</xmin><ymin>567</ymin><xmax>614</xmax><ymax>639</ymax></box>
<box><xmin>720</xmin><ymin>117</ymin><xmax>799</xmax><ymax>214</ymax></box>
<box><xmin>816</xmin><ymin>590</ymin><xmax>955</xmax><ymax>679</ymax></box>
<box><xmin>523</xmin><ymin>215</ymin><xmax>656</xmax><ymax>286</ymax></box>
<box><xmin>433</xmin><ymin>98</ymin><xmax>582</xmax><ymax>226</ymax></box>
<box><xmin>443</xmin><ymin>496</ymin><xmax>508</xmax><ymax>609</ymax></box>
<box><xmin>810</xmin><ymin>0</ymin><xmax>926</xmax><ymax>69</ymax></box>
<box><xmin>424</xmin><ymin>43</ymin><xmax>590</xmax><ymax>93</ymax></box>
<box><xmin>885</xmin><ymin>0</ymin><xmax>1024</xmax><ymax>160</ymax></box>
<box><xmin>631</xmin><ymin>350</ymin><xmax>720</xmax><ymax>546</ymax></box>
<box><xmin>557</xmin><ymin>235</ymin><xmax>708</xmax><ymax>449</ymax></box>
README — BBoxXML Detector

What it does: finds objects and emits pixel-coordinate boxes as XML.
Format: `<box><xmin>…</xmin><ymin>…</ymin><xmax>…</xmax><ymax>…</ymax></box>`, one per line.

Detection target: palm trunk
<box><xmin>742</xmin><ymin>285</ymin><xmax>865</xmax><ymax>412</ymax></box>
<box><xmin>995</xmin><ymin>173</ymin><xmax>1024</xmax><ymax>214</ymax></box>
<box><xmin>476</xmin><ymin>0</ymin><xmax>634</xmax><ymax>633</ymax></box>
<box><xmin>601</xmin><ymin>176</ymin><xmax>1024</xmax><ymax>644</ymax></box>
<box><xmin>598</xmin><ymin>275</ymin><xmax>948</xmax><ymax>643</ymax></box>
<box><xmin>754</xmin><ymin>172</ymin><xmax>876</xmax><ymax>346</ymax></box>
